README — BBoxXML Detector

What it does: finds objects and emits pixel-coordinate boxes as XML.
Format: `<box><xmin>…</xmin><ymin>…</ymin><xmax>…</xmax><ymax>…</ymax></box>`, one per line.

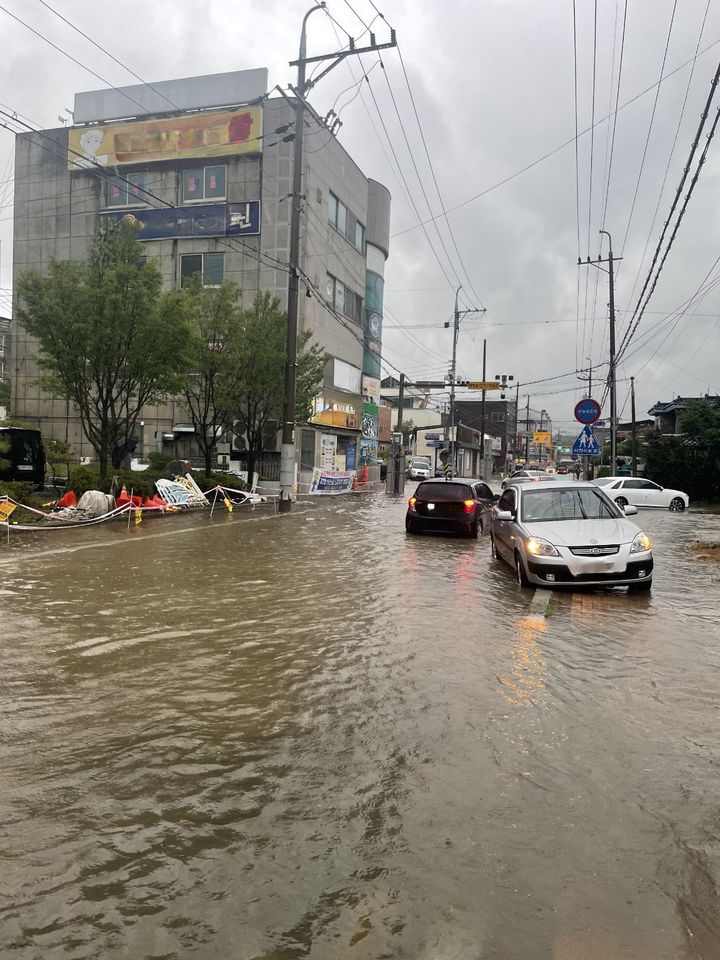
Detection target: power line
<box><xmin>32</xmin><ymin>0</ymin><xmax>183</xmax><ymax>113</ymax></box>
<box><xmin>617</xmin><ymin>0</ymin><xmax>678</xmax><ymax>262</ymax></box>
<box><xmin>615</xmin><ymin>64</ymin><xmax>720</xmax><ymax>366</ymax></box>
<box><xmin>392</xmin><ymin>30</ymin><xmax>720</xmax><ymax>238</ymax></box>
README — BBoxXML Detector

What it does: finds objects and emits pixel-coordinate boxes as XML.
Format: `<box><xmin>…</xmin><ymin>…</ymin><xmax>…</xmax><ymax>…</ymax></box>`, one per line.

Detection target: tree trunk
<box><xmin>245</xmin><ymin>445</ymin><xmax>257</xmax><ymax>493</ymax></box>
<box><xmin>99</xmin><ymin>437</ymin><xmax>109</xmax><ymax>483</ymax></box>
<box><xmin>204</xmin><ymin>446</ymin><xmax>213</xmax><ymax>477</ymax></box>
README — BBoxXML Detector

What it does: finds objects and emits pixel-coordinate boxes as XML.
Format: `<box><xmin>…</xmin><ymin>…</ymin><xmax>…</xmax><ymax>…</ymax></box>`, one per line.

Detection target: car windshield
<box><xmin>411</xmin><ymin>460</ymin><xmax>428</xmax><ymax>467</ymax></box>
<box><xmin>416</xmin><ymin>482</ymin><xmax>472</xmax><ymax>501</ymax></box>
<box><xmin>521</xmin><ymin>487</ymin><xmax>619</xmax><ymax>522</ymax></box>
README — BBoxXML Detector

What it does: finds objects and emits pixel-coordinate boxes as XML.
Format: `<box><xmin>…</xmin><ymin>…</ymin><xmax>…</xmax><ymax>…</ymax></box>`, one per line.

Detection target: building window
<box><xmin>182</xmin><ymin>164</ymin><xmax>226</xmax><ymax>203</ymax></box>
<box><xmin>328</xmin><ymin>191</ymin><xmax>365</xmax><ymax>252</ymax></box>
<box><xmin>107</xmin><ymin>172</ymin><xmax>148</xmax><ymax>207</ymax></box>
<box><xmin>300</xmin><ymin>429</ymin><xmax>315</xmax><ymax>471</ymax></box>
<box><xmin>180</xmin><ymin>252</ymin><xmax>225</xmax><ymax>287</ymax></box>
<box><xmin>325</xmin><ymin>274</ymin><xmax>362</xmax><ymax>324</ymax></box>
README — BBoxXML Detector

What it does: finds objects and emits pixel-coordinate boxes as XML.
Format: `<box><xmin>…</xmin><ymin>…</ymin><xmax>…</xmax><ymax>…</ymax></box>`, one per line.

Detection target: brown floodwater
<box><xmin>1</xmin><ymin>493</ymin><xmax>720</xmax><ymax>959</ymax></box>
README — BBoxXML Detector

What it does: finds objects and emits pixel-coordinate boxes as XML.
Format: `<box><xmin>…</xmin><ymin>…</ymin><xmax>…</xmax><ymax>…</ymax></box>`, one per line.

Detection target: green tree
<box><xmin>401</xmin><ymin>419</ymin><xmax>416</xmax><ymax>446</ymax></box>
<box><xmin>0</xmin><ymin>378</ymin><xmax>9</xmax><ymax>410</ymax></box>
<box><xmin>222</xmin><ymin>292</ymin><xmax>327</xmax><ymax>488</ymax></box>
<box><xmin>643</xmin><ymin>398</ymin><xmax>720</xmax><ymax>502</ymax></box>
<box><xmin>180</xmin><ymin>277</ymin><xmax>242</xmax><ymax>477</ymax></box>
<box><xmin>16</xmin><ymin>221</ymin><xmax>191</xmax><ymax>480</ymax></box>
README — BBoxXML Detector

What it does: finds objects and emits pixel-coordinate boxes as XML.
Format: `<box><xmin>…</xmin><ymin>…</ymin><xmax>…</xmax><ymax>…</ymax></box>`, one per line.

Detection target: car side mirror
<box><xmin>623</xmin><ymin>504</ymin><xmax>638</xmax><ymax>516</ymax></box>
<box><xmin>491</xmin><ymin>494</ymin><xmax>500</xmax><ymax>503</ymax></box>
<box><xmin>494</xmin><ymin>509</ymin><xmax>514</xmax><ymax>521</ymax></box>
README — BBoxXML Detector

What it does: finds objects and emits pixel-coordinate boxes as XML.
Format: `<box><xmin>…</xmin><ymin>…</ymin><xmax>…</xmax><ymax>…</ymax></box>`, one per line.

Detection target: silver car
<box><xmin>491</xmin><ymin>481</ymin><xmax>653</xmax><ymax>591</ymax></box>
<box><xmin>406</xmin><ymin>458</ymin><xmax>432</xmax><ymax>480</ymax></box>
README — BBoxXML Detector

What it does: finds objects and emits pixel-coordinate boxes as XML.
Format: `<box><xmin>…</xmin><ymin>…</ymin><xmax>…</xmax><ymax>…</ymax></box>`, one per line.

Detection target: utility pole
<box><xmin>630</xmin><ymin>375</ymin><xmax>637</xmax><ymax>477</ymax></box>
<box><xmin>479</xmin><ymin>338</ymin><xmax>487</xmax><ymax>470</ymax></box>
<box><xmin>394</xmin><ymin>373</ymin><xmax>406</xmax><ymax>494</ymax></box>
<box><xmin>524</xmin><ymin>395</ymin><xmax>531</xmax><ymax>465</ymax></box>
<box><xmin>279</xmin><ymin>5</ymin><xmax>397</xmax><ymax>512</ymax></box>
<box><xmin>512</xmin><ymin>380</ymin><xmax>520</xmax><ymax>471</ymax></box>
<box><xmin>538</xmin><ymin>409</ymin><xmax>544</xmax><ymax>466</ymax></box>
<box><xmin>580</xmin><ymin>231</ymin><xmax>621</xmax><ymax>486</ymax></box>
<box><xmin>446</xmin><ymin>289</ymin><xmax>485</xmax><ymax>477</ymax></box>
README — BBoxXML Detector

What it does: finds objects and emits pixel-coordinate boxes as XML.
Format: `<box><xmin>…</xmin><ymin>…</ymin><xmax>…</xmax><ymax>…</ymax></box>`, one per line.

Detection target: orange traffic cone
<box><xmin>360</xmin><ymin>464</ymin><xmax>368</xmax><ymax>487</ymax></box>
<box><xmin>57</xmin><ymin>490</ymin><xmax>77</xmax><ymax>508</ymax></box>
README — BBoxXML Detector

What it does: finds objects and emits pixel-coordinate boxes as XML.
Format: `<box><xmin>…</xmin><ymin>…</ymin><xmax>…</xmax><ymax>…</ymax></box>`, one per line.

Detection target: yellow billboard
<box><xmin>68</xmin><ymin>107</ymin><xmax>263</xmax><ymax>170</ymax></box>
<box><xmin>533</xmin><ymin>431</ymin><xmax>551</xmax><ymax>446</ymax></box>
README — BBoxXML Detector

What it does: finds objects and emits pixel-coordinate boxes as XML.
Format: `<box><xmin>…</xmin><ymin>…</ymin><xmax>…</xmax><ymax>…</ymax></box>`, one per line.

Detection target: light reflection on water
<box><xmin>1</xmin><ymin>495</ymin><xmax>719</xmax><ymax>959</ymax></box>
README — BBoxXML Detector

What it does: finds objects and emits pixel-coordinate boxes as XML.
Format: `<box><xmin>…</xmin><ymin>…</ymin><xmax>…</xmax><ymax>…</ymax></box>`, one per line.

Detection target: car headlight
<box><xmin>630</xmin><ymin>531</ymin><xmax>652</xmax><ymax>554</ymax></box>
<box><xmin>526</xmin><ymin>537</ymin><xmax>559</xmax><ymax>557</ymax></box>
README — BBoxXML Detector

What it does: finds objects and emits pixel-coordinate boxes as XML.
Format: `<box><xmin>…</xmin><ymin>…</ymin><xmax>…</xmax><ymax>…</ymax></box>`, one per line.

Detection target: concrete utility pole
<box><xmin>279</xmin><ymin>5</ymin><xmax>397</xmax><ymax>512</ymax></box>
<box><xmin>631</xmin><ymin>375</ymin><xmax>637</xmax><ymax>477</ymax></box>
<box><xmin>524</xmin><ymin>395</ymin><xmax>531</xmax><ymax>465</ymax></box>
<box><xmin>580</xmin><ymin>231</ymin><xmax>621</xmax><ymax>487</ymax></box>
<box><xmin>394</xmin><ymin>373</ymin><xmax>406</xmax><ymax>494</ymax></box>
<box><xmin>479</xmin><ymin>338</ymin><xmax>487</xmax><ymax>465</ymax></box>
<box><xmin>447</xmin><ymin>290</ymin><xmax>484</xmax><ymax>476</ymax></box>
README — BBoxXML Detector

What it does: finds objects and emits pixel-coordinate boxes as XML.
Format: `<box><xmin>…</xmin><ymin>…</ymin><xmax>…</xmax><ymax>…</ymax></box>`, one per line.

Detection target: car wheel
<box><xmin>669</xmin><ymin>497</ymin><xmax>685</xmax><ymax>512</ymax></box>
<box><xmin>467</xmin><ymin>519</ymin><xmax>480</xmax><ymax>539</ymax></box>
<box><xmin>515</xmin><ymin>552</ymin><xmax>530</xmax><ymax>587</ymax></box>
<box><xmin>615</xmin><ymin>496</ymin><xmax>628</xmax><ymax>508</ymax></box>
<box><xmin>629</xmin><ymin>579</ymin><xmax>652</xmax><ymax>593</ymax></box>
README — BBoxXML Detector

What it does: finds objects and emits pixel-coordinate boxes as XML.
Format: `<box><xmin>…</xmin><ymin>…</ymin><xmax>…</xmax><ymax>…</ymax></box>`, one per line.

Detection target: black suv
<box><xmin>406</xmin><ymin>478</ymin><xmax>497</xmax><ymax>538</ymax></box>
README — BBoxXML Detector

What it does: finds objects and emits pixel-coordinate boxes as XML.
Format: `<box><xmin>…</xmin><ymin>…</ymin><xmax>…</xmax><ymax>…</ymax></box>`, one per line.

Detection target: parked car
<box><xmin>406</xmin><ymin>457</ymin><xmax>432</xmax><ymax>480</ymax></box>
<box><xmin>0</xmin><ymin>426</ymin><xmax>45</xmax><ymax>487</ymax></box>
<box><xmin>406</xmin><ymin>478</ymin><xmax>497</xmax><ymax>538</ymax></box>
<box><xmin>491</xmin><ymin>481</ymin><xmax>653</xmax><ymax>591</ymax></box>
<box><xmin>591</xmin><ymin>477</ymin><xmax>689</xmax><ymax>511</ymax></box>
<box><xmin>501</xmin><ymin>470</ymin><xmax>556</xmax><ymax>490</ymax></box>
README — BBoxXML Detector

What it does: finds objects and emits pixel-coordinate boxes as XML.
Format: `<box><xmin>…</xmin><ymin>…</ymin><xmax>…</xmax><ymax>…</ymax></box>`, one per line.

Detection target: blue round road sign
<box><xmin>574</xmin><ymin>397</ymin><xmax>601</xmax><ymax>425</ymax></box>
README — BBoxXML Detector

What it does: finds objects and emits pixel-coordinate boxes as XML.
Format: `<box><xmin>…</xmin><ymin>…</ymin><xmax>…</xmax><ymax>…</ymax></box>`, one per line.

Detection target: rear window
<box><xmin>415</xmin><ymin>482</ymin><xmax>472</xmax><ymax>501</ymax></box>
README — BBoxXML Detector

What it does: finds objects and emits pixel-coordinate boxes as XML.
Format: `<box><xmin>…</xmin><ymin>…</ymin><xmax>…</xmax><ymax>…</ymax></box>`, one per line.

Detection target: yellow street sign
<box><xmin>467</xmin><ymin>381</ymin><xmax>501</xmax><ymax>390</ymax></box>
<box><xmin>0</xmin><ymin>500</ymin><xmax>17</xmax><ymax>522</ymax></box>
<box><xmin>533</xmin><ymin>431</ymin><xmax>551</xmax><ymax>445</ymax></box>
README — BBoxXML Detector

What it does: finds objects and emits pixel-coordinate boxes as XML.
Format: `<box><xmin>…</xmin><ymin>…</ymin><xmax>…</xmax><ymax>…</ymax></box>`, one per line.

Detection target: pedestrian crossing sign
<box><xmin>571</xmin><ymin>425</ymin><xmax>601</xmax><ymax>457</ymax></box>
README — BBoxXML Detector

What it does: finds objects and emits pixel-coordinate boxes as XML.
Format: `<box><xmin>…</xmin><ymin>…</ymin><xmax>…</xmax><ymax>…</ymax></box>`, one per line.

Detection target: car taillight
<box><xmin>408</xmin><ymin>497</ymin><xmax>417</xmax><ymax>509</ymax></box>
<box><xmin>463</xmin><ymin>499</ymin><xmax>475</xmax><ymax>513</ymax></box>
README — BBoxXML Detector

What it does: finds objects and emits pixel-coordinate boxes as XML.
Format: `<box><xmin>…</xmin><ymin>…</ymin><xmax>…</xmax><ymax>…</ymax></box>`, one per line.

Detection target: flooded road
<box><xmin>2</xmin><ymin>494</ymin><xmax>720</xmax><ymax>959</ymax></box>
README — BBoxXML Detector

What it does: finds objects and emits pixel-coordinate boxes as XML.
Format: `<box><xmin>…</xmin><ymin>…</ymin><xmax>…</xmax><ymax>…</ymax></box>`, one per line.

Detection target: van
<box><xmin>0</xmin><ymin>427</ymin><xmax>46</xmax><ymax>486</ymax></box>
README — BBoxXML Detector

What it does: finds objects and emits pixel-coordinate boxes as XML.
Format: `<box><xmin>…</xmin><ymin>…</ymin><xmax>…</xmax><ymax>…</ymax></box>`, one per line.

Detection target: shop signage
<box><xmin>103</xmin><ymin>201</ymin><xmax>260</xmax><ymax>240</ymax></box>
<box><xmin>68</xmin><ymin>107</ymin><xmax>263</xmax><ymax>169</ymax></box>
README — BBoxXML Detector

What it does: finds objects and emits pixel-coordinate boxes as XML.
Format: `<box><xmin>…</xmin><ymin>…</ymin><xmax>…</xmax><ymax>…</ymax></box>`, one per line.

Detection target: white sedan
<box><xmin>592</xmin><ymin>477</ymin><xmax>689</xmax><ymax>511</ymax></box>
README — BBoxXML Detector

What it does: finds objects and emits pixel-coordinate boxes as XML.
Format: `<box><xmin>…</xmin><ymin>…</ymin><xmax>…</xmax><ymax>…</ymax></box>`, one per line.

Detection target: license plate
<box><xmin>17</xmin><ymin>465</ymin><xmax>33</xmax><ymax>472</ymax></box>
<box><xmin>427</xmin><ymin>503</ymin><xmax>435</xmax><ymax>511</ymax></box>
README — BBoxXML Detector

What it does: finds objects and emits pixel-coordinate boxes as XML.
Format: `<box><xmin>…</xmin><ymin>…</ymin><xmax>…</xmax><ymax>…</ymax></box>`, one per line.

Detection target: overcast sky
<box><xmin>2</xmin><ymin>0</ymin><xmax>720</xmax><ymax>431</ymax></box>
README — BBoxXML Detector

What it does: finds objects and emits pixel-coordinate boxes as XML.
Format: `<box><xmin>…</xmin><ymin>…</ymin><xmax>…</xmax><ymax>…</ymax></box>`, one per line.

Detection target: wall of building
<box><xmin>10</xmin><ymin>76</ymin><xmax>390</xmax><ymax>471</ymax></box>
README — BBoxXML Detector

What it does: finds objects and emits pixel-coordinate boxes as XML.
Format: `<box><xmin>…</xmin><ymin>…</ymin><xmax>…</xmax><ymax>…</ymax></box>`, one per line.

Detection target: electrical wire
<box><xmin>391</xmin><ymin>30</ymin><xmax>720</xmax><ymax>238</ymax></box>
<box><xmin>617</xmin><ymin>0</ymin><xmax>678</xmax><ymax>263</ymax></box>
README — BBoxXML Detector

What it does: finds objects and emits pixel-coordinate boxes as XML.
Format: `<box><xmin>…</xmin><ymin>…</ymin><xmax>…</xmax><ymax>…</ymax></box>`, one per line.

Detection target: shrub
<box><xmin>195</xmin><ymin>470</ymin><xmax>247</xmax><ymax>493</ymax></box>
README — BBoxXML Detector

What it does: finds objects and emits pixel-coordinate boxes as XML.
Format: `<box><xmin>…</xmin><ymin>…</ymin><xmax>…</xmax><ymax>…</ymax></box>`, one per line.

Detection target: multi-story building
<box><xmin>0</xmin><ymin>315</ymin><xmax>9</xmax><ymax>386</ymax></box>
<box><xmin>10</xmin><ymin>69</ymin><xmax>391</xmax><ymax>483</ymax></box>
<box><xmin>648</xmin><ymin>395</ymin><xmax>718</xmax><ymax>435</ymax></box>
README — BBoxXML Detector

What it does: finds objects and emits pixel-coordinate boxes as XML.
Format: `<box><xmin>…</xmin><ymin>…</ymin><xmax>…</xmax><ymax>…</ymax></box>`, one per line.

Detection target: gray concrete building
<box><xmin>10</xmin><ymin>69</ymin><xmax>391</xmax><ymax>482</ymax></box>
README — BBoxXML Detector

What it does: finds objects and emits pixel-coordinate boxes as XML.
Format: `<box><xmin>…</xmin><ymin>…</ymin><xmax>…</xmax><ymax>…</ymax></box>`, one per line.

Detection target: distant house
<box><xmin>648</xmin><ymin>395</ymin><xmax>718</xmax><ymax>435</ymax></box>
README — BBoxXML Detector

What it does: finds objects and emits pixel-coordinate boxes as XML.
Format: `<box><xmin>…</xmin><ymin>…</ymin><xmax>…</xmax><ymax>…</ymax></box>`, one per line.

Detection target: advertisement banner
<box><xmin>362</xmin><ymin>375</ymin><xmax>380</xmax><ymax>405</ymax></box>
<box><xmin>68</xmin><ymin>107</ymin><xmax>263</xmax><ymax>169</ymax></box>
<box><xmin>103</xmin><ymin>201</ymin><xmax>260</xmax><ymax>240</ymax></box>
<box><xmin>308</xmin><ymin>469</ymin><xmax>356</xmax><ymax>495</ymax></box>
<box><xmin>320</xmin><ymin>433</ymin><xmax>337</xmax><ymax>470</ymax></box>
